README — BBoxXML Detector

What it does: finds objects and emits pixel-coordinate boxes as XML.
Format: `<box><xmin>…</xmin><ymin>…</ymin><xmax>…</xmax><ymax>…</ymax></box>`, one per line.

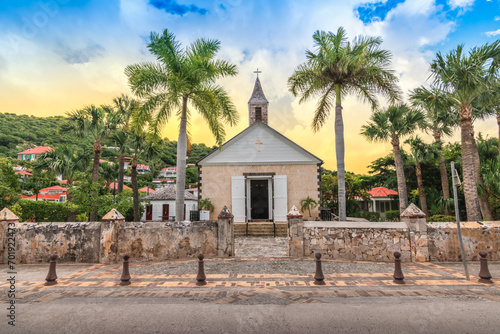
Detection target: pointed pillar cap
<box><xmin>400</xmin><ymin>203</ymin><xmax>426</xmax><ymax>218</ymax></box>
<box><xmin>218</xmin><ymin>206</ymin><xmax>233</xmax><ymax>219</ymax></box>
<box><xmin>287</xmin><ymin>205</ymin><xmax>303</xmax><ymax>218</ymax></box>
<box><xmin>101</xmin><ymin>208</ymin><xmax>125</xmax><ymax>221</ymax></box>
<box><xmin>0</xmin><ymin>208</ymin><xmax>19</xmax><ymax>221</ymax></box>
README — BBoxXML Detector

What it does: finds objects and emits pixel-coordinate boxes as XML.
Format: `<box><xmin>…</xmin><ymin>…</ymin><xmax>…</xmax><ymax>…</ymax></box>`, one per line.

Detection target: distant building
<box><xmin>141</xmin><ymin>185</ymin><xmax>197</xmax><ymax>221</ymax></box>
<box><xmin>359</xmin><ymin>187</ymin><xmax>399</xmax><ymax>215</ymax></box>
<box><xmin>17</xmin><ymin>146</ymin><xmax>53</xmax><ymax>161</ymax></box>
<box><xmin>25</xmin><ymin>185</ymin><xmax>67</xmax><ymax>202</ymax></box>
<box><xmin>159</xmin><ymin>166</ymin><xmax>177</xmax><ymax>178</ymax></box>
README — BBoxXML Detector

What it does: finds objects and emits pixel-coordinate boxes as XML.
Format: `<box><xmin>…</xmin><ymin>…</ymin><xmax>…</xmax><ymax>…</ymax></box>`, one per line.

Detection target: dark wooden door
<box><xmin>251</xmin><ymin>179</ymin><xmax>269</xmax><ymax>219</ymax></box>
<box><xmin>146</xmin><ymin>205</ymin><xmax>153</xmax><ymax>220</ymax></box>
<box><xmin>162</xmin><ymin>204</ymin><xmax>169</xmax><ymax>221</ymax></box>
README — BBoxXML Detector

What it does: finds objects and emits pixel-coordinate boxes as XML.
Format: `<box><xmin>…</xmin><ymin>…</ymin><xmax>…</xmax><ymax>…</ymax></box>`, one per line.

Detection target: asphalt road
<box><xmin>4</xmin><ymin>296</ymin><xmax>500</xmax><ymax>334</ymax></box>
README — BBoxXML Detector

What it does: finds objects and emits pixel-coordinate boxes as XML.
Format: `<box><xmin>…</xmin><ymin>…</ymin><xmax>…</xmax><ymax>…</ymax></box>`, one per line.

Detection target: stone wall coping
<box><xmin>427</xmin><ymin>221</ymin><xmax>500</xmax><ymax>228</ymax></box>
<box><xmin>303</xmin><ymin>221</ymin><xmax>408</xmax><ymax>229</ymax></box>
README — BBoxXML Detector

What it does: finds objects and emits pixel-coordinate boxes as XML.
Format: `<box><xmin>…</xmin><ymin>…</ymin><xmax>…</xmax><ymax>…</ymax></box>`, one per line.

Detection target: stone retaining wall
<box><xmin>0</xmin><ymin>208</ymin><xmax>234</xmax><ymax>264</ymax></box>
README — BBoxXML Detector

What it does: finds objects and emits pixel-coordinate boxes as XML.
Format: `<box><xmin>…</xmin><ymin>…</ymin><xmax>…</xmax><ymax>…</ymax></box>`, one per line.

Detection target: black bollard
<box><xmin>45</xmin><ymin>254</ymin><xmax>58</xmax><ymax>286</ymax></box>
<box><xmin>120</xmin><ymin>253</ymin><xmax>131</xmax><ymax>286</ymax></box>
<box><xmin>196</xmin><ymin>254</ymin><xmax>207</xmax><ymax>286</ymax></box>
<box><xmin>314</xmin><ymin>253</ymin><xmax>326</xmax><ymax>285</ymax></box>
<box><xmin>478</xmin><ymin>251</ymin><xmax>493</xmax><ymax>284</ymax></box>
<box><xmin>393</xmin><ymin>252</ymin><xmax>405</xmax><ymax>284</ymax></box>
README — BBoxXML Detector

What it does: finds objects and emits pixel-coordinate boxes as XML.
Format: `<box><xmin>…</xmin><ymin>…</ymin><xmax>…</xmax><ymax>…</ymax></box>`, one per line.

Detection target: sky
<box><xmin>1</xmin><ymin>0</ymin><xmax>499</xmax><ymax>173</ymax></box>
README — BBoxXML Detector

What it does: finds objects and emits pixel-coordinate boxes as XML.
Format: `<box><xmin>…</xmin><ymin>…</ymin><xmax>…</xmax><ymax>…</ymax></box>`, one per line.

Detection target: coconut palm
<box><xmin>360</xmin><ymin>104</ymin><xmax>426</xmax><ymax>212</ymax></box>
<box><xmin>36</xmin><ymin>145</ymin><xmax>90</xmax><ymax>221</ymax></box>
<box><xmin>125</xmin><ymin>29</ymin><xmax>238</xmax><ymax>221</ymax></box>
<box><xmin>61</xmin><ymin>105</ymin><xmax>116</xmax><ymax>221</ymax></box>
<box><xmin>300</xmin><ymin>196</ymin><xmax>318</xmax><ymax>219</ymax></box>
<box><xmin>111</xmin><ymin>95</ymin><xmax>138</xmax><ymax>194</ymax></box>
<box><xmin>410</xmin><ymin>86</ymin><xmax>457</xmax><ymax>214</ymax></box>
<box><xmin>429</xmin><ymin>42</ymin><xmax>500</xmax><ymax>221</ymax></box>
<box><xmin>405</xmin><ymin>136</ymin><xmax>439</xmax><ymax>217</ymax></box>
<box><xmin>288</xmin><ymin>27</ymin><xmax>401</xmax><ymax>221</ymax></box>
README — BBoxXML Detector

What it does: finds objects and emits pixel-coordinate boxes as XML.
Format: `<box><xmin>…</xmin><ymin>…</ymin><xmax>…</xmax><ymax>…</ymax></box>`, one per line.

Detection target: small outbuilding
<box><xmin>141</xmin><ymin>185</ymin><xmax>198</xmax><ymax>221</ymax></box>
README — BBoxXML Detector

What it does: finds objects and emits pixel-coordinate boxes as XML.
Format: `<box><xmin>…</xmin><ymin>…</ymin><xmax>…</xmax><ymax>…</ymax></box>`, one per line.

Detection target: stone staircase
<box><xmin>234</xmin><ymin>222</ymin><xmax>288</xmax><ymax>237</ymax></box>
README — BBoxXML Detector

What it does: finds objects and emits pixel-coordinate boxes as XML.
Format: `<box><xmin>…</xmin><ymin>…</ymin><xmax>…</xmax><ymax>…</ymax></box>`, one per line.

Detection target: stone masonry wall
<box><xmin>290</xmin><ymin>221</ymin><xmax>411</xmax><ymax>262</ymax></box>
<box><xmin>427</xmin><ymin>221</ymin><xmax>500</xmax><ymax>261</ymax></box>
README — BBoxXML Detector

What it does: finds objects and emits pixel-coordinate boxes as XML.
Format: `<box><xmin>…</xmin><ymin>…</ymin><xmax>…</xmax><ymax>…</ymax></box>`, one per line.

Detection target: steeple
<box><xmin>248</xmin><ymin>76</ymin><xmax>269</xmax><ymax>126</ymax></box>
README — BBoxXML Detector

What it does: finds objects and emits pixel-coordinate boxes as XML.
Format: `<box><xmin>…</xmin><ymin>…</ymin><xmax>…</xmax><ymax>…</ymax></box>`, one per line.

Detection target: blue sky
<box><xmin>0</xmin><ymin>0</ymin><xmax>499</xmax><ymax>173</ymax></box>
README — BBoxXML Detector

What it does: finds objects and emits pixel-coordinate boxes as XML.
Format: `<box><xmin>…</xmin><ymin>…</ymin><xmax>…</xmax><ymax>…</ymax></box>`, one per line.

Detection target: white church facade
<box><xmin>198</xmin><ymin>76</ymin><xmax>323</xmax><ymax>222</ymax></box>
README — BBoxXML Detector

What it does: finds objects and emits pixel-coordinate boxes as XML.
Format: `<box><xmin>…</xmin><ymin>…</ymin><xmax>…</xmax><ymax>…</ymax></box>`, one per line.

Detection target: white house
<box><xmin>141</xmin><ymin>185</ymin><xmax>198</xmax><ymax>221</ymax></box>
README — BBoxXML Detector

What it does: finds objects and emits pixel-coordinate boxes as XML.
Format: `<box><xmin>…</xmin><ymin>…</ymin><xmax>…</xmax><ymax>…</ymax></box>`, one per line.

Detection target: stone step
<box><xmin>234</xmin><ymin>223</ymin><xmax>288</xmax><ymax>237</ymax></box>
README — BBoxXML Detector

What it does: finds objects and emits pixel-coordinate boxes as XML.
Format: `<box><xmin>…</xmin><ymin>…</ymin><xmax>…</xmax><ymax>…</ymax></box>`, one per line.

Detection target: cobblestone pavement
<box><xmin>235</xmin><ymin>237</ymin><xmax>288</xmax><ymax>257</ymax></box>
<box><xmin>1</xmin><ymin>259</ymin><xmax>499</xmax><ymax>306</ymax></box>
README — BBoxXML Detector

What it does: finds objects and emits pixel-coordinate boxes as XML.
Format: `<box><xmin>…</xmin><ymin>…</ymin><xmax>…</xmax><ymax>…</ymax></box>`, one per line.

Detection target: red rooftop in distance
<box><xmin>17</xmin><ymin>146</ymin><xmax>54</xmax><ymax>161</ymax></box>
<box><xmin>367</xmin><ymin>187</ymin><xmax>398</xmax><ymax>197</ymax></box>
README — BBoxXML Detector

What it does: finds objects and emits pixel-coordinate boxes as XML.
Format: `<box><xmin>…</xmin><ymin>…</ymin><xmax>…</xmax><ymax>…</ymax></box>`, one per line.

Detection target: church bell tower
<box><xmin>248</xmin><ymin>70</ymin><xmax>269</xmax><ymax>126</ymax></box>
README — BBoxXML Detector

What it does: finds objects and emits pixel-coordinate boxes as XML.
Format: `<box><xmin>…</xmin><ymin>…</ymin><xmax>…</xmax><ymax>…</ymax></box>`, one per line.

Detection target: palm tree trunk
<box><xmin>335</xmin><ymin>86</ymin><xmax>346</xmax><ymax>221</ymax></box>
<box><xmin>470</xmin><ymin>128</ymin><xmax>493</xmax><ymax>220</ymax></box>
<box><xmin>460</xmin><ymin>105</ymin><xmax>481</xmax><ymax>221</ymax></box>
<box><xmin>117</xmin><ymin>153</ymin><xmax>125</xmax><ymax>193</ymax></box>
<box><xmin>90</xmin><ymin>138</ymin><xmax>101</xmax><ymax>221</ymax></box>
<box><xmin>416</xmin><ymin>162</ymin><xmax>429</xmax><ymax>217</ymax></box>
<box><xmin>497</xmin><ymin>112</ymin><xmax>500</xmax><ymax>156</ymax></box>
<box><xmin>392</xmin><ymin>137</ymin><xmax>408</xmax><ymax>212</ymax></box>
<box><xmin>66</xmin><ymin>179</ymin><xmax>75</xmax><ymax>222</ymax></box>
<box><xmin>433</xmin><ymin>132</ymin><xmax>450</xmax><ymax>215</ymax></box>
<box><xmin>132</xmin><ymin>156</ymin><xmax>140</xmax><ymax>221</ymax></box>
<box><xmin>175</xmin><ymin>96</ymin><xmax>188</xmax><ymax>221</ymax></box>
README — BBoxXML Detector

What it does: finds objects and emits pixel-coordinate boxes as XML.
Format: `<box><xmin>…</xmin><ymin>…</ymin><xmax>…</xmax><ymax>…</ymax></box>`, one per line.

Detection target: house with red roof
<box><xmin>24</xmin><ymin>186</ymin><xmax>67</xmax><ymax>202</ymax></box>
<box><xmin>139</xmin><ymin>186</ymin><xmax>156</xmax><ymax>194</ymax></box>
<box><xmin>159</xmin><ymin>166</ymin><xmax>176</xmax><ymax>178</ymax></box>
<box><xmin>359</xmin><ymin>187</ymin><xmax>399</xmax><ymax>215</ymax></box>
<box><xmin>17</xmin><ymin>146</ymin><xmax>53</xmax><ymax>161</ymax></box>
<box><xmin>107</xmin><ymin>182</ymin><xmax>131</xmax><ymax>191</ymax></box>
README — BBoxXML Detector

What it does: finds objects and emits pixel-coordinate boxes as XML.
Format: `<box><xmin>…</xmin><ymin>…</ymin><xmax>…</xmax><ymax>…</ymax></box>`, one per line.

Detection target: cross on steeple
<box><xmin>253</xmin><ymin>68</ymin><xmax>262</xmax><ymax>78</ymax></box>
<box><xmin>255</xmin><ymin>139</ymin><xmax>263</xmax><ymax>152</ymax></box>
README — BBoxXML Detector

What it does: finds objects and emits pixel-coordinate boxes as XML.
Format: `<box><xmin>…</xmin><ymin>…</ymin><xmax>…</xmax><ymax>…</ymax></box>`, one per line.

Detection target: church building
<box><xmin>197</xmin><ymin>75</ymin><xmax>323</xmax><ymax>222</ymax></box>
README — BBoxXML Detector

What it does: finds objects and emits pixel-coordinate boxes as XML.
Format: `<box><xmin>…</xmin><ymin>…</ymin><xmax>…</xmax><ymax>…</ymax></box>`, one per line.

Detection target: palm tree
<box><xmin>288</xmin><ymin>27</ymin><xmax>401</xmax><ymax>221</ymax></box>
<box><xmin>61</xmin><ymin>105</ymin><xmax>116</xmax><ymax>221</ymax></box>
<box><xmin>36</xmin><ymin>145</ymin><xmax>90</xmax><ymax>221</ymax></box>
<box><xmin>360</xmin><ymin>104</ymin><xmax>426</xmax><ymax>213</ymax></box>
<box><xmin>405</xmin><ymin>136</ymin><xmax>438</xmax><ymax>217</ymax></box>
<box><xmin>125</xmin><ymin>29</ymin><xmax>238</xmax><ymax>221</ymax></box>
<box><xmin>111</xmin><ymin>95</ymin><xmax>138</xmax><ymax>193</ymax></box>
<box><xmin>410</xmin><ymin>86</ymin><xmax>457</xmax><ymax>215</ymax></box>
<box><xmin>300</xmin><ymin>196</ymin><xmax>318</xmax><ymax>219</ymax></box>
<box><xmin>100</xmin><ymin>162</ymin><xmax>119</xmax><ymax>191</ymax></box>
<box><xmin>429</xmin><ymin>42</ymin><xmax>500</xmax><ymax>221</ymax></box>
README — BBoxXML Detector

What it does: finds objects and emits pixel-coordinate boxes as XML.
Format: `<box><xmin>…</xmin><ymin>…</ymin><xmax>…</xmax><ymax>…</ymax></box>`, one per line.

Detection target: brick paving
<box><xmin>1</xmin><ymin>258</ymin><xmax>498</xmax><ymax>306</ymax></box>
<box><xmin>235</xmin><ymin>237</ymin><xmax>288</xmax><ymax>257</ymax></box>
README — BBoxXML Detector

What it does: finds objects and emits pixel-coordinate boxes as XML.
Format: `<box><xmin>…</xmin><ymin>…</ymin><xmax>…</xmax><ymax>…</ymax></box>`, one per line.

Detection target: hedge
<box><xmin>18</xmin><ymin>200</ymin><xmax>67</xmax><ymax>222</ymax></box>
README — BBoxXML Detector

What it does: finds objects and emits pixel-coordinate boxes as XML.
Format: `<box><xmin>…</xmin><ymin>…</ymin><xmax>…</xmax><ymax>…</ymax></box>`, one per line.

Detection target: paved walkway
<box><xmin>235</xmin><ymin>237</ymin><xmax>288</xmax><ymax>257</ymax></box>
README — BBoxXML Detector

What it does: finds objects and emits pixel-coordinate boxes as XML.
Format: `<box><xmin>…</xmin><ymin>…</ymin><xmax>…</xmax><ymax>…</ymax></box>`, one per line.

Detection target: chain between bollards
<box><xmin>120</xmin><ymin>253</ymin><xmax>131</xmax><ymax>286</ymax></box>
<box><xmin>45</xmin><ymin>254</ymin><xmax>58</xmax><ymax>286</ymax></box>
<box><xmin>196</xmin><ymin>254</ymin><xmax>207</xmax><ymax>286</ymax></box>
<box><xmin>478</xmin><ymin>251</ymin><xmax>493</xmax><ymax>284</ymax></box>
<box><xmin>393</xmin><ymin>252</ymin><xmax>405</xmax><ymax>284</ymax></box>
<box><xmin>314</xmin><ymin>253</ymin><xmax>325</xmax><ymax>285</ymax></box>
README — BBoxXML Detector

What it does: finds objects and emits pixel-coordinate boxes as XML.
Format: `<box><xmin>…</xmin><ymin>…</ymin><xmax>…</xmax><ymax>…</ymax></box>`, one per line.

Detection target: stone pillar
<box><xmin>217</xmin><ymin>206</ymin><xmax>234</xmax><ymax>257</ymax></box>
<box><xmin>401</xmin><ymin>203</ymin><xmax>429</xmax><ymax>262</ymax></box>
<box><xmin>0</xmin><ymin>208</ymin><xmax>19</xmax><ymax>264</ymax></box>
<box><xmin>99</xmin><ymin>209</ymin><xmax>125</xmax><ymax>264</ymax></box>
<box><xmin>287</xmin><ymin>205</ymin><xmax>304</xmax><ymax>257</ymax></box>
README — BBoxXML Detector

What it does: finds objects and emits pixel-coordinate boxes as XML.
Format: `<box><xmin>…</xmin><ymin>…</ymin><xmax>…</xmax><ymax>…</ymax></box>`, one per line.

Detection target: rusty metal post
<box><xmin>196</xmin><ymin>253</ymin><xmax>207</xmax><ymax>286</ymax></box>
<box><xmin>120</xmin><ymin>253</ymin><xmax>131</xmax><ymax>286</ymax></box>
<box><xmin>393</xmin><ymin>252</ymin><xmax>405</xmax><ymax>284</ymax></box>
<box><xmin>478</xmin><ymin>251</ymin><xmax>493</xmax><ymax>284</ymax></box>
<box><xmin>45</xmin><ymin>254</ymin><xmax>58</xmax><ymax>286</ymax></box>
<box><xmin>314</xmin><ymin>253</ymin><xmax>325</xmax><ymax>285</ymax></box>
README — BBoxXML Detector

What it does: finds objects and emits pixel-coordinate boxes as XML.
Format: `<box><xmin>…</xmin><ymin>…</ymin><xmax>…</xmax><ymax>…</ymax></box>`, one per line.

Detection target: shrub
<box><xmin>360</xmin><ymin>211</ymin><xmax>380</xmax><ymax>222</ymax></box>
<box><xmin>427</xmin><ymin>214</ymin><xmax>455</xmax><ymax>222</ymax></box>
<box><xmin>18</xmin><ymin>200</ymin><xmax>67</xmax><ymax>222</ymax></box>
<box><xmin>385</xmin><ymin>210</ymin><xmax>400</xmax><ymax>222</ymax></box>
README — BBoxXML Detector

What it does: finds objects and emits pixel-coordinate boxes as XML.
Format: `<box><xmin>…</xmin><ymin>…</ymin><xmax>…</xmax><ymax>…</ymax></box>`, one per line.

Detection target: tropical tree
<box><xmin>125</xmin><ymin>29</ymin><xmax>238</xmax><ymax>221</ymax></box>
<box><xmin>360</xmin><ymin>104</ymin><xmax>426</xmax><ymax>213</ymax></box>
<box><xmin>288</xmin><ymin>27</ymin><xmax>401</xmax><ymax>221</ymax></box>
<box><xmin>111</xmin><ymin>95</ymin><xmax>138</xmax><ymax>193</ymax></box>
<box><xmin>61</xmin><ymin>105</ymin><xmax>116</xmax><ymax>221</ymax></box>
<box><xmin>36</xmin><ymin>145</ymin><xmax>90</xmax><ymax>221</ymax></box>
<box><xmin>100</xmin><ymin>162</ymin><xmax>119</xmax><ymax>191</ymax></box>
<box><xmin>410</xmin><ymin>86</ymin><xmax>457</xmax><ymax>214</ymax></box>
<box><xmin>300</xmin><ymin>196</ymin><xmax>318</xmax><ymax>219</ymax></box>
<box><xmin>405</xmin><ymin>136</ymin><xmax>439</xmax><ymax>217</ymax></box>
<box><xmin>429</xmin><ymin>42</ymin><xmax>500</xmax><ymax>221</ymax></box>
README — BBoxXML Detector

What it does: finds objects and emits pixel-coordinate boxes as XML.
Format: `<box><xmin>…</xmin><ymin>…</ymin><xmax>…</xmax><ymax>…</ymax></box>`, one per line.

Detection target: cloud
<box><xmin>58</xmin><ymin>43</ymin><xmax>105</xmax><ymax>64</ymax></box>
<box><xmin>148</xmin><ymin>0</ymin><xmax>207</xmax><ymax>16</ymax></box>
<box><xmin>447</xmin><ymin>0</ymin><xmax>475</xmax><ymax>10</ymax></box>
<box><xmin>495</xmin><ymin>16</ymin><xmax>500</xmax><ymax>21</ymax></box>
<box><xmin>486</xmin><ymin>29</ymin><xmax>500</xmax><ymax>36</ymax></box>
